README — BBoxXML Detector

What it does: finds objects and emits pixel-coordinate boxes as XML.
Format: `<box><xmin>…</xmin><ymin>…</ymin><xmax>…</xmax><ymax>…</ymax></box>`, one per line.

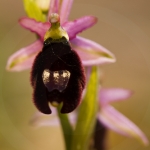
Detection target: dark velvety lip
<box><xmin>31</xmin><ymin>37</ymin><xmax>86</xmax><ymax>114</ymax></box>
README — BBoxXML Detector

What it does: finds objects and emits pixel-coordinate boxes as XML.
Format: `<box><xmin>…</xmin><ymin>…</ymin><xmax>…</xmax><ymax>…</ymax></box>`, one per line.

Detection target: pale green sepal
<box><xmin>71</xmin><ymin>66</ymin><xmax>99</xmax><ymax>150</ymax></box>
<box><xmin>23</xmin><ymin>0</ymin><xmax>46</xmax><ymax>22</ymax></box>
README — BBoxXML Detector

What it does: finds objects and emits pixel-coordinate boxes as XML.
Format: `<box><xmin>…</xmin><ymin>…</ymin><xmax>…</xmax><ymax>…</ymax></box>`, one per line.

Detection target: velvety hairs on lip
<box><xmin>31</xmin><ymin>37</ymin><xmax>86</xmax><ymax>114</ymax></box>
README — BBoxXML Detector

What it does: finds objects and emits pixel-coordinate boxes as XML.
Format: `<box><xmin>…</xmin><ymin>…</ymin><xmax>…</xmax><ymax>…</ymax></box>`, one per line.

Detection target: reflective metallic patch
<box><xmin>42</xmin><ymin>69</ymin><xmax>50</xmax><ymax>84</ymax></box>
<box><xmin>42</xmin><ymin>69</ymin><xmax>71</xmax><ymax>92</ymax></box>
<box><xmin>53</xmin><ymin>71</ymin><xmax>59</xmax><ymax>83</ymax></box>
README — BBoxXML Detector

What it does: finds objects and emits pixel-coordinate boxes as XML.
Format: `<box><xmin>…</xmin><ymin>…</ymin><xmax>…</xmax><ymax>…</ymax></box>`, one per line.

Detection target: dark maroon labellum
<box><xmin>31</xmin><ymin>37</ymin><xmax>86</xmax><ymax>114</ymax></box>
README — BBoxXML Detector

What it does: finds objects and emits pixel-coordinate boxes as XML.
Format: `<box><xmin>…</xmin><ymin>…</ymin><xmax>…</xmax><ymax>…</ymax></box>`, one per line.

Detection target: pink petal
<box><xmin>60</xmin><ymin>0</ymin><xmax>74</xmax><ymax>24</ymax></box>
<box><xmin>100</xmin><ymin>88</ymin><xmax>133</xmax><ymax>106</ymax></box>
<box><xmin>19</xmin><ymin>17</ymin><xmax>50</xmax><ymax>40</ymax></box>
<box><xmin>29</xmin><ymin>108</ymin><xmax>59</xmax><ymax>127</ymax></box>
<box><xmin>71</xmin><ymin>36</ymin><xmax>116</xmax><ymax>66</ymax></box>
<box><xmin>63</xmin><ymin>16</ymin><xmax>97</xmax><ymax>40</ymax></box>
<box><xmin>48</xmin><ymin>0</ymin><xmax>60</xmax><ymax>18</ymax></box>
<box><xmin>6</xmin><ymin>40</ymin><xmax>42</xmax><ymax>71</ymax></box>
<box><xmin>30</xmin><ymin>109</ymin><xmax>77</xmax><ymax>127</ymax></box>
<box><xmin>98</xmin><ymin>106</ymin><xmax>149</xmax><ymax>145</ymax></box>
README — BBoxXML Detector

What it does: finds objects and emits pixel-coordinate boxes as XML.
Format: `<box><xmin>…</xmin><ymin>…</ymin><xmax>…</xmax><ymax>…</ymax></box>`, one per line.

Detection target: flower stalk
<box><xmin>71</xmin><ymin>66</ymin><xmax>99</xmax><ymax>150</ymax></box>
<box><xmin>57</xmin><ymin>104</ymin><xmax>73</xmax><ymax>150</ymax></box>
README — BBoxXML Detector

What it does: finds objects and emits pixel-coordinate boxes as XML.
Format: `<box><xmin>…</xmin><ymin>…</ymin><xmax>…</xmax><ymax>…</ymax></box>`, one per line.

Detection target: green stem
<box><xmin>71</xmin><ymin>66</ymin><xmax>99</xmax><ymax>150</ymax></box>
<box><xmin>57</xmin><ymin>106</ymin><xmax>73</xmax><ymax>150</ymax></box>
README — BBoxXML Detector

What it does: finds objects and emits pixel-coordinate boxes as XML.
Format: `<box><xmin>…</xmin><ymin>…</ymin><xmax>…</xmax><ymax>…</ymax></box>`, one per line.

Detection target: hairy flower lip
<box><xmin>31</xmin><ymin>37</ymin><xmax>86</xmax><ymax>114</ymax></box>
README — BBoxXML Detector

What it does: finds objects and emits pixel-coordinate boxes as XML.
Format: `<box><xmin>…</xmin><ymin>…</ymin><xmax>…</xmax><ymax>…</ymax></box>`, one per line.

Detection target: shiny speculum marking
<box><xmin>42</xmin><ymin>69</ymin><xmax>71</xmax><ymax>92</ymax></box>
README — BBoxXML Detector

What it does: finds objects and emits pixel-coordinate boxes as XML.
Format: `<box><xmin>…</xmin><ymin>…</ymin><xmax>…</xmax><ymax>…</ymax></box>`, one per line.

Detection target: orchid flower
<box><xmin>6</xmin><ymin>0</ymin><xmax>149</xmax><ymax>150</ymax></box>
<box><xmin>30</xmin><ymin>88</ymin><xmax>149</xmax><ymax>146</ymax></box>
<box><xmin>6</xmin><ymin>0</ymin><xmax>115</xmax><ymax>72</ymax></box>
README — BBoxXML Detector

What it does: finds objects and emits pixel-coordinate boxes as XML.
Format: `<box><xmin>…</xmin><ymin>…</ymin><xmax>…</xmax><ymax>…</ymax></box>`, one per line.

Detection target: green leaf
<box><xmin>71</xmin><ymin>66</ymin><xmax>99</xmax><ymax>150</ymax></box>
<box><xmin>57</xmin><ymin>105</ymin><xmax>73</xmax><ymax>150</ymax></box>
<box><xmin>23</xmin><ymin>0</ymin><xmax>46</xmax><ymax>22</ymax></box>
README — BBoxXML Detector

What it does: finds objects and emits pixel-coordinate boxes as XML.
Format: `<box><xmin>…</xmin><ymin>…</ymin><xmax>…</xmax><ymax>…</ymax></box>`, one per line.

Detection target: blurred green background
<box><xmin>0</xmin><ymin>0</ymin><xmax>150</xmax><ymax>150</ymax></box>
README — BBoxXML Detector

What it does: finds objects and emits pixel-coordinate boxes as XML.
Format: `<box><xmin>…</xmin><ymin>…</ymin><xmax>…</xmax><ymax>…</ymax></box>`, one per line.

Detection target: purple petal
<box><xmin>6</xmin><ymin>40</ymin><xmax>42</xmax><ymax>71</ymax></box>
<box><xmin>98</xmin><ymin>106</ymin><xmax>149</xmax><ymax>145</ymax></box>
<box><xmin>63</xmin><ymin>16</ymin><xmax>97</xmax><ymax>40</ymax></box>
<box><xmin>19</xmin><ymin>17</ymin><xmax>50</xmax><ymax>40</ymax></box>
<box><xmin>48</xmin><ymin>0</ymin><xmax>60</xmax><ymax>18</ymax></box>
<box><xmin>100</xmin><ymin>88</ymin><xmax>133</xmax><ymax>106</ymax></box>
<box><xmin>71</xmin><ymin>36</ymin><xmax>116</xmax><ymax>66</ymax></box>
<box><xmin>60</xmin><ymin>0</ymin><xmax>74</xmax><ymax>24</ymax></box>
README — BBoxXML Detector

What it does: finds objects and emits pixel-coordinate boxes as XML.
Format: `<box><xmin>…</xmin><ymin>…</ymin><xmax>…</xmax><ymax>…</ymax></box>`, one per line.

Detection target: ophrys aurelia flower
<box><xmin>31</xmin><ymin>13</ymin><xmax>85</xmax><ymax>114</ymax></box>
